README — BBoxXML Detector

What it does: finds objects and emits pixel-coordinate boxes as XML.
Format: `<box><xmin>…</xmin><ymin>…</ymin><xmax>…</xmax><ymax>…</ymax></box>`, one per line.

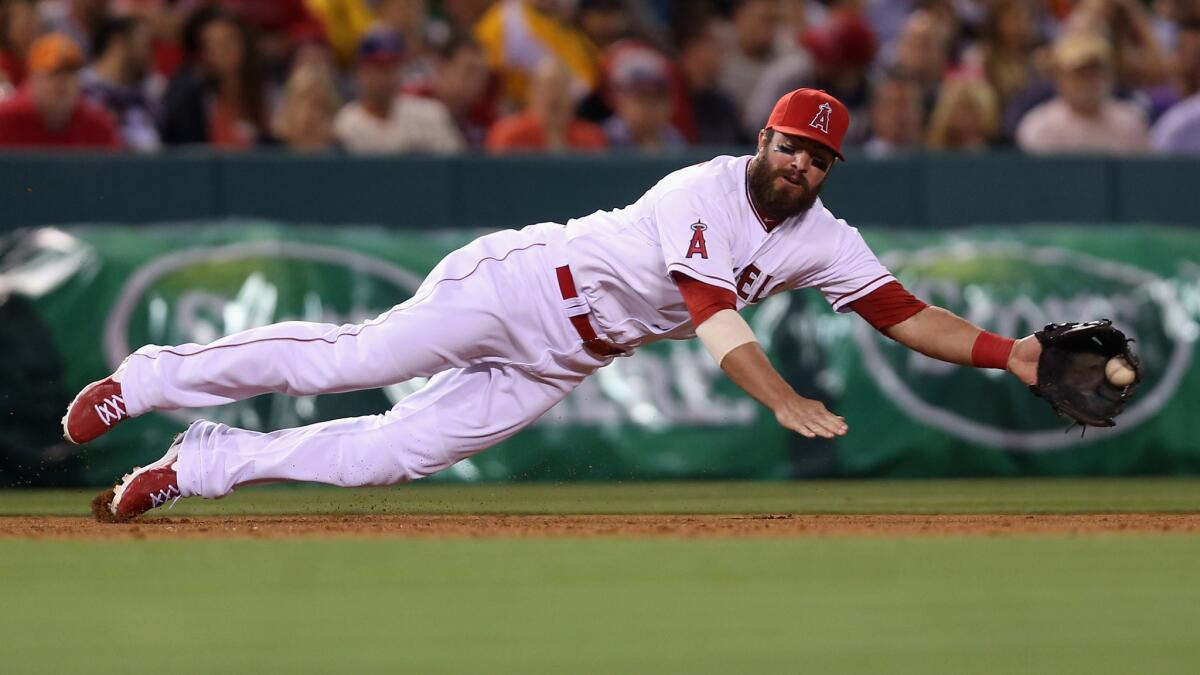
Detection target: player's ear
<box><xmin>757</xmin><ymin>129</ymin><xmax>770</xmax><ymax>153</ymax></box>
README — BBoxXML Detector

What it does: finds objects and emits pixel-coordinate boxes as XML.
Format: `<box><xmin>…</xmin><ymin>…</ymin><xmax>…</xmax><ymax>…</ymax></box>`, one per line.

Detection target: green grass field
<box><xmin>6</xmin><ymin>478</ymin><xmax>1200</xmax><ymax>516</ymax></box>
<box><xmin>3</xmin><ymin>480</ymin><xmax>1200</xmax><ymax>674</ymax></box>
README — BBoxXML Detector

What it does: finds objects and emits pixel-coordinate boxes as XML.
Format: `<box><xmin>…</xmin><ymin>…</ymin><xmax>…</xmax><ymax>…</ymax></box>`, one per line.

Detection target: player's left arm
<box><xmin>882</xmin><ymin>306</ymin><xmax>1041</xmax><ymax>386</ymax></box>
<box><xmin>831</xmin><ymin>233</ymin><xmax>1042</xmax><ymax>386</ymax></box>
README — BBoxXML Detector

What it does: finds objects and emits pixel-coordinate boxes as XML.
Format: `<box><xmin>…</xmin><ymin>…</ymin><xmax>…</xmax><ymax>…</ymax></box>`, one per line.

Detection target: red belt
<box><xmin>555</xmin><ymin>265</ymin><xmax>624</xmax><ymax>357</ymax></box>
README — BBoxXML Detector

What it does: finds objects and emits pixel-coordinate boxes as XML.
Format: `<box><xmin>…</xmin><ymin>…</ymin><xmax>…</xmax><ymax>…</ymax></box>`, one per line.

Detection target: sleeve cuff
<box><xmin>666</xmin><ymin>262</ymin><xmax>738</xmax><ymax>294</ymax></box>
<box><xmin>830</xmin><ymin>274</ymin><xmax>896</xmax><ymax>313</ymax></box>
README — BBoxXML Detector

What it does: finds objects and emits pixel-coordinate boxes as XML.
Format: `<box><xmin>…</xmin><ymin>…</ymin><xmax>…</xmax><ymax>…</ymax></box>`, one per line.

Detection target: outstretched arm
<box><xmin>697</xmin><ymin>309</ymin><xmax>848</xmax><ymax>439</ymax></box>
<box><xmin>719</xmin><ymin>337</ymin><xmax>849</xmax><ymax>439</ymax></box>
<box><xmin>673</xmin><ymin>274</ymin><xmax>848</xmax><ymax>438</ymax></box>
<box><xmin>883</xmin><ymin>306</ymin><xmax>1041</xmax><ymax>386</ymax></box>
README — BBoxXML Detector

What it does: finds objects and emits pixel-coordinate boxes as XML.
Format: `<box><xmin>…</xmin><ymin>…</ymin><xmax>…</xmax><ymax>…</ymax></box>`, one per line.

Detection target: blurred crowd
<box><xmin>0</xmin><ymin>0</ymin><xmax>1199</xmax><ymax>156</ymax></box>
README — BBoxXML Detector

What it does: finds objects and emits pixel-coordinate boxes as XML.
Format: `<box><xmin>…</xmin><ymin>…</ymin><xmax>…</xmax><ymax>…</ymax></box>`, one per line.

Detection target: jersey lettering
<box><xmin>685</xmin><ymin>222</ymin><xmax>709</xmax><ymax>259</ymax></box>
<box><xmin>736</xmin><ymin>264</ymin><xmax>760</xmax><ymax>300</ymax></box>
<box><xmin>750</xmin><ymin>274</ymin><xmax>774</xmax><ymax>304</ymax></box>
<box><xmin>810</xmin><ymin>102</ymin><xmax>832</xmax><ymax>134</ymax></box>
<box><xmin>736</xmin><ymin>263</ymin><xmax>775</xmax><ymax>304</ymax></box>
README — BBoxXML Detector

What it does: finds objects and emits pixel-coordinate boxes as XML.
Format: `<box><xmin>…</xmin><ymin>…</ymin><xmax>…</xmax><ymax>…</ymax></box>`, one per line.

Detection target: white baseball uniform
<box><xmin>116</xmin><ymin>155</ymin><xmax>895</xmax><ymax>499</ymax></box>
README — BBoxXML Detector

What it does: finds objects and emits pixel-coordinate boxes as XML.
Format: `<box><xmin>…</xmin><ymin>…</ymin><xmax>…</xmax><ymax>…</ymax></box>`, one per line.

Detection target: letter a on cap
<box><xmin>766</xmin><ymin>88</ymin><xmax>849</xmax><ymax>159</ymax></box>
<box><xmin>810</xmin><ymin>102</ymin><xmax>832</xmax><ymax>134</ymax></box>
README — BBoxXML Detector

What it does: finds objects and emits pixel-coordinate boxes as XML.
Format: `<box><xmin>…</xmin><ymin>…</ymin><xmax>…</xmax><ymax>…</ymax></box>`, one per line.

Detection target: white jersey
<box><xmin>107</xmin><ymin>153</ymin><xmax>897</xmax><ymax>503</ymax></box>
<box><xmin>564</xmin><ymin>154</ymin><xmax>896</xmax><ymax>347</ymax></box>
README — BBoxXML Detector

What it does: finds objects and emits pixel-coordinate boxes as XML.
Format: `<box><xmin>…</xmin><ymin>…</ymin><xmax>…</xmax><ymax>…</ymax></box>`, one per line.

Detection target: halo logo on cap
<box><xmin>810</xmin><ymin>102</ymin><xmax>832</xmax><ymax>134</ymax></box>
<box><xmin>765</xmin><ymin>88</ymin><xmax>850</xmax><ymax>160</ymax></box>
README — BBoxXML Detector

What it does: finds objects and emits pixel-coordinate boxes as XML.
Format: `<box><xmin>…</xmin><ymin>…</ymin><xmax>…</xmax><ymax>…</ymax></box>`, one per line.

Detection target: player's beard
<box><xmin>746</xmin><ymin>155</ymin><xmax>824</xmax><ymax>221</ymax></box>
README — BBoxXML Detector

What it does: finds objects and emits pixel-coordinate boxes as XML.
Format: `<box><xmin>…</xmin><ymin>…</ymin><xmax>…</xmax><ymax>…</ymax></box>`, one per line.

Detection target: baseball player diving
<box><xmin>63</xmin><ymin>88</ymin><xmax>1134</xmax><ymax>522</ymax></box>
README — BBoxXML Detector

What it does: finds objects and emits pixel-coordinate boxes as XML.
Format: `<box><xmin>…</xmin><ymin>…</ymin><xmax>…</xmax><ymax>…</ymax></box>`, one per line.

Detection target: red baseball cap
<box><xmin>765</xmin><ymin>88</ymin><xmax>850</xmax><ymax>160</ymax></box>
<box><xmin>801</xmin><ymin>13</ymin><xmax>877</xmax><ymax>70</ymax></box>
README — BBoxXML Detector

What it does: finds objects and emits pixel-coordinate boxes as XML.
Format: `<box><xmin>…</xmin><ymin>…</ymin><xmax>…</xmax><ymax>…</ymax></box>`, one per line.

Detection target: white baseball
<box><xmin>1105</xmin><ymin>357</ymin><xmax>1136</xmax><ymax>387</ymax></box>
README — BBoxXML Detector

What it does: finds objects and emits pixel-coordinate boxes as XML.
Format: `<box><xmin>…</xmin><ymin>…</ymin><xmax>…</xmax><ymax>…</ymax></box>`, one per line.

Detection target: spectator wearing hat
<box><xmin>485</xmin><ymin>56</ymin><xmax>606</xmax><ymax>153</ymax></box>
<box><xmin>743</xmin><ymin>5</ymin><xmax>876</xmax><ymax>144</ymax></box>
<box><xmin>1016</xmin><ymin>30</ymin><xmax>1150</xmax><ymax>154</ymax></box>
<box><xmin>1065</xmin><ymin>0</ymin><xmax>1171</xmax><ymax>94</ymax></box>
<box><xmin>576</xmin><ymin>38</ymin><xmax>689</xmax><ymax>131</ymax></box>
<box><xmin>333</xmin><ymin>30</ymin><xmax>464</xmax><ymax>153</ymax></box>
<box><xmin>672</xmin><ymin>7</ymin><xmax>748</xmax><ymax>146</ymax></box>
<box><xmin>370</xmin><ymin>0</ymin><xmax>450</xmax><ymax>92</ymax></box>
<box><xmin>1068</xmin><ymin>0</ymin><xmax>1180</xmax><ymax>123</ymax></box>
<box><xmin>160</xmin><ymin>7</ymin><xmax>273</xmax><ymax>148</ymax></box>
<box><xmin>0</xmin><ymin>0</ymin><xmax>40</xmax><ymax>91</ymax></box>
<box><xmin>0</xmin><ymin>32</ymin><xmax>120</xmax><ymax>148</ymax></box>
<box><xmin>81</xmin><ymin>16</ymin><xmax>163</xmax><ymax>152</ymax></box>
<box><xmin>601</xmin><ymin>42</ymin><xmax>685</xmax><ymax>151</ymax></box>
<box><xmin>1152</xmin><ymin>9</ymin><xmax>1200</xmax><ymax>154</ymax></box>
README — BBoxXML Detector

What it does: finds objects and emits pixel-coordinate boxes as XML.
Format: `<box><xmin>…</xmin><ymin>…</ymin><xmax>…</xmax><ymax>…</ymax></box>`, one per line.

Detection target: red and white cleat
<box><xmin>62</xmin><ymin>376</ymin><xmax>129</xmax><ymax>444</ymax></box>
<box><xmin>91</xmin><ymin>437</ymin><xmax>184</xmax><ymax>523</ymax></box>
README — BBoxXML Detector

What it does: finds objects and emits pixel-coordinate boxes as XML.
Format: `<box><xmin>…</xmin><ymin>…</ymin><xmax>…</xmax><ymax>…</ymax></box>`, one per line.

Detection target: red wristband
<box><xmin>971</xmin><ymin>331</ymin><xmax>1015</xmax><ymax>370</ymax></box>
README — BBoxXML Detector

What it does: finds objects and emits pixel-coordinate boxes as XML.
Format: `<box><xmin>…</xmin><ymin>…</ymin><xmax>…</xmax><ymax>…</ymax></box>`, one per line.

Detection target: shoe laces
<box><xmin>148</xmin><ymin>483</ymin><xmax>182</xmax><ymax>510</ymax></box>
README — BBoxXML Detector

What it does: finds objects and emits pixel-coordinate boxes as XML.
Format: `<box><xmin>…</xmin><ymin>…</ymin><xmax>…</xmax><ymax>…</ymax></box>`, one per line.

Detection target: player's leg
<box><xmin>64</xmin><ymin>303</ymin><xmax>492</xmax><ymax>444</ymax></box>
<box><xmin>94</xmin><ymin>362</ymin><xmax>587</xmax><ymax>519</ymax></box>
<box><xmin>117</xmin><ymin>266</ymin><xmax>524</xmax><ymax>416</ymax></box>
<box><xmin>65</xmin><ymin>227</ymin><xmax>572</xmax><ymax>444</ymax></box>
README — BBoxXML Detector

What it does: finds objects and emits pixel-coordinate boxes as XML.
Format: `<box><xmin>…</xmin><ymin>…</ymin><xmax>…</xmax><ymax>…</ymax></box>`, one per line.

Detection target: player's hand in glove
<box><xmin>1006</xmin><ymin>335</ymin><xmax>1042</xmax><ymax>386</ymax></box>
<box><xmin>1024</xmin><ymin>320</ymin><xmax>1141</xmax><ymax>428</ymax></box>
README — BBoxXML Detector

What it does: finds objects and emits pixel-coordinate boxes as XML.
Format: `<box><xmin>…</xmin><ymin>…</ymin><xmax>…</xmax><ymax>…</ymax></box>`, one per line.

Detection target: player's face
<box><xmin>747</xmin><ymin>130</ymin><xmax>834</xmax><ymax>220</ymax></box>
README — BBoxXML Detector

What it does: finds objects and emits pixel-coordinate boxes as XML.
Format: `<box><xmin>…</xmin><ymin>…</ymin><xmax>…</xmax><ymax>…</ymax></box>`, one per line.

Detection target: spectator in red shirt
<box><xmin>486</xmin><ymin>56</ymin><xmax>607</xmax><ymax>153</ymax></box>
<box><xmin>0</xmin><ymin>0</ymin><xmax>41</xmax><ymax>90</ymax></box>
<box><xmin>0</xmin><ymin>32</ymin><xmax>120</xmax><ymax>149</ymax></box>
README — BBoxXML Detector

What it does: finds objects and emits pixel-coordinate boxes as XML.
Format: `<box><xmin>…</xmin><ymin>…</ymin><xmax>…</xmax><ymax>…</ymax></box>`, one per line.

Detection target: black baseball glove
<box><xmin>1029</xmin><ymin>320</ymin><xmax>1141</xmax><ymax>428</ymax></box>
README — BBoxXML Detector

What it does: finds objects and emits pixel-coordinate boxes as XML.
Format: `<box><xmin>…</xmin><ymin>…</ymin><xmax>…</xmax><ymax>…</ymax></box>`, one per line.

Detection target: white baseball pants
<box><xmin>117</xmin><ymin>223</ymin><xmax>613</xmax><ymax>499</ymax></box>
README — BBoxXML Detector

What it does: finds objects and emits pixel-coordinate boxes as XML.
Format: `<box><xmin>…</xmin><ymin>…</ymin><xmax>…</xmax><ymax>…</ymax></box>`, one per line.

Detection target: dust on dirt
<box><xmin>2</xmin><ymin>513</ymin><xmax>1199</xmax><ymax>540</ymax></box>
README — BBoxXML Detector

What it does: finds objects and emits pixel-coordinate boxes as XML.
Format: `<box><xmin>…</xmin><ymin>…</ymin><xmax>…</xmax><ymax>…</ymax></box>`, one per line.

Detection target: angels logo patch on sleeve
<box><xmin>685</xmin><ymin>221</ymin><xmax>709</xmax><ymax>259</ymax></box>
<box><xmin>653</xmin><ymin>188</ymin><xmax>737</xmax><ymax>293</ymax></box>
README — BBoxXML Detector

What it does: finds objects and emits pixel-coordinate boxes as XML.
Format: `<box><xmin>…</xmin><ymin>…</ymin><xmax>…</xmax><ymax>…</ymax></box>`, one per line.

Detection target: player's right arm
<box><xmin>718</xmin><ymin>335</ymin><xmax>849</xmax><ymax>439</ymax></box>
<box><xmin>676</xmin><ymin>274</ymin><xmax>848</xmax><ymax>439</ymax></box>
<box><xmin>655</xmin><ymin>188</ymin><xmax>848</xmax><ymax>439</ymax></box>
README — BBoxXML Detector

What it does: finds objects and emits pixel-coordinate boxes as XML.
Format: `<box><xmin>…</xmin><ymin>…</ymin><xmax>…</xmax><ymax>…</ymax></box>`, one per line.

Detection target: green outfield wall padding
<box><xmin>1</xmin><ymin>151</ymin><xmax>1197</xmax><ymax>232</ymax></box>
<box><xmin>2</xmin><ymin>220</ymin><xmax>1198</xmax><ymax>486</ymax></box>
<box><xmin>0</xmin><ymin>152</ymin><xmax>220</xmax><ymax>226</ymax></box>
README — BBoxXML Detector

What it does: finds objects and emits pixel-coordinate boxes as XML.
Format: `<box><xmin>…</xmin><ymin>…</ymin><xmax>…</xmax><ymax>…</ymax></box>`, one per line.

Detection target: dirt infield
<box><xmin>3</xmin><ymin>513</ymin><xmax>1200</xmax><ymax>540</ymax></box>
